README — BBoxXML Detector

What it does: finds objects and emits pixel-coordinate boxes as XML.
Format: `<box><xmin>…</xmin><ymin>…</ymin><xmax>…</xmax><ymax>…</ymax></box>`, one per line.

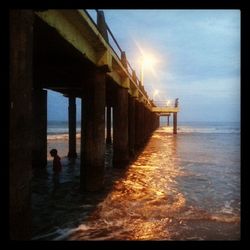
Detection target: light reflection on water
<box><xmin>32</xmin><ymin>125</ymin><xmax>240</xmax><ymax>240</ymax></box>
<box><xmin>62</xmin><ymin>127</ymin><xmax>240</xmax><ymax>241</ymax></box>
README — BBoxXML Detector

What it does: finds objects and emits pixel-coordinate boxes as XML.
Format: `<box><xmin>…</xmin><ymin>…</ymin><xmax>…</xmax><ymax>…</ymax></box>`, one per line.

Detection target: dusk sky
<box><xmin>48</xmin><ymin>9</ymin><xmax>240</xmax><ymax>122</ymax></box>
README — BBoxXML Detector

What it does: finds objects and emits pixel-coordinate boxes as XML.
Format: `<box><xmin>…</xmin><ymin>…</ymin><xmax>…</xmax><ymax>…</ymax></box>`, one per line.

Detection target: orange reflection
<box><xmin>68</xmin><ymin>127</ymin><xmax>187</xmax><ymax>240</ymax></box>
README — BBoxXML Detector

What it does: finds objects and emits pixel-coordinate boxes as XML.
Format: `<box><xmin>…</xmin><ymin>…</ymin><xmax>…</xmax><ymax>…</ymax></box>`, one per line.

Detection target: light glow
<box><xmin>140</xmin><ymin>53</ymin><xmax>158</xmax><ymax>70</ymax></box>
<box><xmin>153</xmin><ymin>89</ymin><xmax>159</xmax><ymax>99</ymax></box>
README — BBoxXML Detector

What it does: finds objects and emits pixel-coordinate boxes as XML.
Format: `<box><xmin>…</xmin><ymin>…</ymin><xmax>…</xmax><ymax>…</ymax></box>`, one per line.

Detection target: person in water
<box><xmin>50</xmin><ymin>149</ymin><xmax>62</xmax><ymax>174</ymax></box>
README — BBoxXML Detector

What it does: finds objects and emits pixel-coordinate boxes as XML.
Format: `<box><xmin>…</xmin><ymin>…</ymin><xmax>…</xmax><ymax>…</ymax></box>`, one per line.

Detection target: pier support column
<box><xmin>106</xmin><ymin>105</ymin><xmax>112</xmax><ymax>144</ymax></box>
<box><xmin>32</xmin><ymin>89</ymin><xmax>47</xmax><ymax>168</ymax></box>
<box><xmin>128</xmin><ymin>95</ymin><xmax>135</xmax><ymax>156</ymax></box>
<box><xmin>139</xmin><ymin>102</ymin><xmax>145</xmax><ymax>146</ymax></box>
<box><xmin>134</xmin><ymin>100</ymin><xmax>140</xmax><ymax>150</ymax></box>
<box><xmin>68</xmin><ymin>96</ymin><xmax>77</xmax><ymax>158</ymax></box>
<box><xmin>10</xmin><ymin>10</ymin><xmax>34</xmax><ymax>240</ymax></box>
<box><xmin>142</xmin><ymin>105</ymin><xmax>146</xmax><ymax>143</ymax></box>
<box><xmin>157</xmin><ymin>115</ymin><xmax>160</xmax><ymax>129</ymax></box>
<box><xmin>113</xmin><ymin>87</ymin><xmax>129</xmax><ymax>168</ymax></box>
<box><xmin>135</xmin><ymin>101</ymin><xmax>146</xmax><ymax>149</ymax></box>
<box><xmin>80</xmin><ymin>68</ymin><xmax>106</xmax><ymax>192</ymax></box>
<box><xmin>173</xmin><ymin>113</ymin><xmax>177</xmax><ymax>134</ymax></box>
<box><xmin>167</xmin><ymin>115</ymin><xmax>170</xmax><ymax>126</ymax></box>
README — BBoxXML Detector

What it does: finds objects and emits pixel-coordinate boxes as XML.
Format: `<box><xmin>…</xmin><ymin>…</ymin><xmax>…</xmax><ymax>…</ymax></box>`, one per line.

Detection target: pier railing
<box><xmin>153</xmin><ymin>98</ymin><xmax>179</xmax><ymax>108</ymax></box>
<box><xmin>152</xmin><ymin>99</ymin><xmax>179</xmax><ymax>113</ymax></box>
<box><xmin>83</xmin><ymin>9</ymin><xmax>153</xmax><ymax>106</ymax></box>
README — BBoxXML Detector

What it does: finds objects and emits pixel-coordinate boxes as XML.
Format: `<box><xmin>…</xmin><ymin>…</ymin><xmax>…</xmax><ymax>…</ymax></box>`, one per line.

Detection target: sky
<box><xmin>48</xmin><ymin>9</ymin><xmax>240</xmax><ymax>122</ymax></box>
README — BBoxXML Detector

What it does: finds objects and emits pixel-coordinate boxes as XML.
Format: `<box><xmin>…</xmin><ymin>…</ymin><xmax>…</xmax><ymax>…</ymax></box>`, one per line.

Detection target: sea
<box><xmin>32</xmin><ymin>121</ymin><xmax>241</xmax><ymax>240</ymax></box>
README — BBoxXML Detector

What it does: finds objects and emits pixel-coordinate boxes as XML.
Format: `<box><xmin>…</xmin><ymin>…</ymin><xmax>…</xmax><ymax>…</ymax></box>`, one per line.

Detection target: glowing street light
<box><xmin>153</xmin><ymin>89</ymin><xmax>159</xmax><ymax>99</ymax></box>
<box><xmin>166</xmin><ymin>100</ymin><xmax>171</xmax><ymax>107</ymax></box>
<box><xmin>139</xmin><ymin>53</ymin><xmax>158</xmax><ymax>86</ymax></box>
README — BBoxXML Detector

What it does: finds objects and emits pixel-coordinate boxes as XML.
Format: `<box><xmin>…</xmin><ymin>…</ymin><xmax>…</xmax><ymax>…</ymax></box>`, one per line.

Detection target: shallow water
<box><xmin>32</xmin><ymin>124</ymin><xmax>240</xmax><ymax>240</ymax></box>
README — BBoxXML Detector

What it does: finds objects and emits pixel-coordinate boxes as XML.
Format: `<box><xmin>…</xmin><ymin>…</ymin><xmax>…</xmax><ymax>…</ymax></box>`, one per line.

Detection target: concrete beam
<box><xmin>35</xmin><ymin>10</ymin><xmax>152</xmax><ymax>109</ymax></box>
<box><xmin>97</xmin><ymin>50</ymin><xmax>112</xmax><ymax>70</ymax></box>
<box><xmin>36</xmin><ymin>10</ymin><xmax>98</xmax><ymax>64</ymax></box>
<box><xmin>152</xmin><ymin>107</ymin><xmax>179</xmax><ymax>113</ymax></box>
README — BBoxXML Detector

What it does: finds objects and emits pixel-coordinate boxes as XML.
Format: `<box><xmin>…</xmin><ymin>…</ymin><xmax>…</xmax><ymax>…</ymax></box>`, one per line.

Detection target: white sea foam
<box><xmin>160</xmin><ymin>125</ymin><xmax>240</xmax><ymax>134</ymax></box>
<box><xmin>47</xmin><ymin>133</ymin><xmax>81</xmax><ymax>140</ymax></box>
<box><xmin>32</xmin><ymin>227</ymin><xmax>75</xmax><ymax>241</ymax></box>
<box><xmin>51</xmin><ymin>228</ymin><xmax>78</xmax><ymax>241</ymax></box>
<box><xmin>178</xmin><ymin>126</ymin><xmax>240</xmax><ymax>134</ymax></box>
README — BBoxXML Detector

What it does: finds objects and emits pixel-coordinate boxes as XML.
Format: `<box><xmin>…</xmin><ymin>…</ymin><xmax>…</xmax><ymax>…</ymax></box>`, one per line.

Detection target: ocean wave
<box><xmin>47</xmin><ymin>133</ymin><xmax>81</xmax><ymax>140</ymax></box>
<box><xmin>160</xmin><ymin>126</ymin><xmax>240</xmax><ymax>134</ymax></box>
<box><xmin>48</xmin><ymin>128</ymin><xmax>81</xmax><ymax>135</ymax></box>
<box><xmin>178</xmin><ymin>207</ymin><xmax>240</xmax><ymax>224</ymax></box>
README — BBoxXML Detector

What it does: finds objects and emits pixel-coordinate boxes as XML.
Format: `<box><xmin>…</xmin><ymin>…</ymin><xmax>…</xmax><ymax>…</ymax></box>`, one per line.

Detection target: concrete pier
<box><xmin>10</xmin><ymin>10</ymin><xmax>34</xmax><ymax>240</ymax></box>
<box><xmin>139</xmin><ymin>102</ymin><xmax>145</xmax><ymax>146</ymax></box>
<box><xmin>134</xmin><ymin>100</ymin><xmax>141</xmax><ymax>150</ymax></box>
<box><xmin>113</xmin><ymin>87</ymin><xmax>129</xmax><ymax>168</ymax></box>
<box><xmin>106</xmin><ymin>105</ymin><xmax>112</xmax><ymax>144</ymax></box>
<box><xmin>9</xmin><ymin>9</ymin><xmax>179</xmax><ymax>239</ymax></box>
<box><xmin>80</xmin><ymin>68</ymin><xmax>106</xmax><ymax>192</ymax></box>
<box><xmin>97</xmin><ymin>10</ymin><xmax>109</xmax><ymax>43</ymax></box>
<box><xmin>157</xmin><ymin>115</ymin><xmax>160</xmax><ymax>129</ymax></box>
<box><xmin>173</xmin><ymin>113</ymin><xmax>177</xmax><ymax>134</ymax></box>
<box><xmin>68</xmin><ymin>96</ymin><xmax>77</xmax><ymax>158</ymax></box>
<box><xmin>128</xmin><ymin>95</ymin><xmax>135</xmax><ymax>156</ymax></box>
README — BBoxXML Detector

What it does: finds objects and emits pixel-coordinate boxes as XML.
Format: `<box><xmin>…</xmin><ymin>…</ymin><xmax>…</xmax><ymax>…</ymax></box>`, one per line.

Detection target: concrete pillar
<box><xmin>153</xmin><ymin>113</ymin><xmax>156</xmax><ymax>132</ymax></box>
<box><xmin>134</xmin><ymin>100</ymin><xmax>140</xmax><ymax>149</ymax></box>
<box><xmin>97</xmin><ymin>10</ymin><xmax>109</xmax><ymax>43</ymax></box>
<box><xmin>143</xmin><ymin>106</ymin><xmax>148</xmax><ymax>143</ymax></box>
<box><xmin>152</xmin><ymin>113</ymin><xmax>155</xmax><ymax>132</ymax></box>
<box><xmin>173</xmin><ymin>113</ymin><xmax>177</xmax><ymax>134</ymax></box>
<box><xmin>128</xmin><ymin>95</ymin><xmax>135</xmax><ymax>156</ymax></box>
<box><xmin>167</xmin><ymin>115</ymin><xmax>170</xmax><ymax>126</ymax></box>
<box><xmin>140</xmin><ymin>102</ymin><xmax>145</xmax><ymax>146</ymax></box>
<box><xmin>157</xmin><ymin>115</ymin><xmax>160</xmax><ymax>128</ymax></box>
<box><xmin>80</xmin><ymin>68</ymin><xmax>106</xmax><ymax>192</ymax></box>
<box><xmin>106</xmin><ymin>105</ymin><xmax>112</xmax><ymax>144</ymax></box>
<box><xmin>149</xmin><ymin>111</ymin><xmax>154</xmax><ymax>135</ymax></box>
<box><xmin>10</xmin><ymin>10</ymin><xmax>34</xmax><ymax>240</ymax></box>
<box><xmin>113</xmin><ymin>87</ymin><xmax>129</xmax><ymax>168</ymax></box>
<box><xmin>68</xmin><ymin>96</ymin><xmax>77</xmax><ymax>158</ymax></box>
<box><xmin>146</xmin><ymin>108</ymin><xmax>151</xmax><ymax>139</ymax></box>
<box><xmin>32</xmin><ymin>89</ymin><xmax>47</xmax><ymax>168</ymax></box>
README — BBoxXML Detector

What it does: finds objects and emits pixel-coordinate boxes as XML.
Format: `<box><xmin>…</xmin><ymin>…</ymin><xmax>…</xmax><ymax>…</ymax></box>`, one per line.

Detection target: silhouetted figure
<box><xmin>50</xmin><ymin>149</ymin><xmax>62</xmax><ymax>174</ymax></box>
<box><xmin>175</xmin><ymin>98</ymin><xmax>179</xmax><ymax>107</ymax></box>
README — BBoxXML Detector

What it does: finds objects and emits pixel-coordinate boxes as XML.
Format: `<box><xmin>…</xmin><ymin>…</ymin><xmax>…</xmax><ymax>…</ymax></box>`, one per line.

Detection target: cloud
<box><xmin>80</xmin><ymin>10</ymin><xmax>241</xmax><ymax>122</ymax></box>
